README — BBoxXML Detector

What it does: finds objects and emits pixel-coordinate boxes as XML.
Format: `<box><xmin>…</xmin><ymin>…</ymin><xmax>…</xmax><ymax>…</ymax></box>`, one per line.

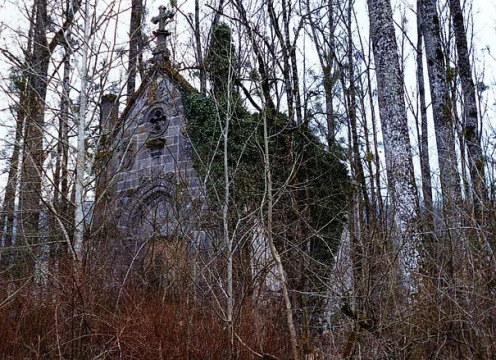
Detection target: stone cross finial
<box><xmin>152</xmin><ymin>5</ymin><xmax>174</xmax><ymax>33</ymax></box>
<box><xmin>151</xmin><ymin>6</ymin><xmax>174</xmax><ymax>59</ymax></box>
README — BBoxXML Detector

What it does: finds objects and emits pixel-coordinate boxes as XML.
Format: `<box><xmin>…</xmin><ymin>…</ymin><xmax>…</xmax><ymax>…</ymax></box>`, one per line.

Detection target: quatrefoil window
<box><xmin>150</xmin><ymin>108</ymin><xmax>167</xmax><ymax>132</ymax></box>
<box><xmin>144</xmin><ymin>103</ymin><xmax>170</xmax><ymax>136</ymax></box>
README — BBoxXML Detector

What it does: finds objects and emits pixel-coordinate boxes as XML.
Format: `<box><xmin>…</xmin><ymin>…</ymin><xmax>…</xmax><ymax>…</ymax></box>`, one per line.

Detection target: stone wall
<box><xmin>102</xmin><ymin>72</ymin><xmax>210</xmax><ymax>276</ymax></box>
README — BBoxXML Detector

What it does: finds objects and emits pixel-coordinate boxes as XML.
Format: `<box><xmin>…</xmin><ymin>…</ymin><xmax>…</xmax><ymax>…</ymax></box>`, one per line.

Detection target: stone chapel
<box><xmin>93</xmin><ymin>6</ymin><xmax>210</xmax><ymax>267</ymax></box>
<box><xmin>92</xmin><ymin>5</ymin><xmax>348</xmax><ymax>289</ymax></box>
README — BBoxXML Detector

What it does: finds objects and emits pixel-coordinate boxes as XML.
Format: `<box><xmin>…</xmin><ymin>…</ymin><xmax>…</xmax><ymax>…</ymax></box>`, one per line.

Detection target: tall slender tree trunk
<box><xmin>234</xmin><ymin>0</ymin><xmax>275</xmax><ymax>111</ymax></box>
<box><xmin>262</xmin><ymin>108</ymin><xmax>299</xmax><ymax>360</ymax></box>
<box><xmin>306</xmin><ymin>0</ymin><xmax>337</xmax><ymax>144</ymax></box>
<box><xmin>342</xmin><ymin>2</ymin><xmax>370</xmax><ymax>316</ymax></box>
<box><xmin>212</xmin><ymin>0</ymin><xmax>225</xmax><ymax>26</ymax></box>
<box><xmin>73</xmin><ymin>0</ymin><xmax>91</xmax><ymax>262</ymax></box>
<box><xmin>267</xmin><ymin>0</ymin><xmax>296</xmax><ymax>123</ymax></box>
<box><xmin>60</xmin><ymin>32</ymin><xmax>71</xmax><ymax>234</ymax></box>
<box><xmin>57</xmin><ymin>0</ymin><xmax>81</xmax><ymax>241</ymax></box>
<box><xmin>194</xmin><ymin>0</ymin><xmax>207</xmax><ymax>94</ymax></box>
<box><xmin>127</xmin><ymin>0</ymin><xmax>143</xmax><ymax>99</ymax></box>
<box><xmin>419</xmin><ymin>0</ymin><xmax>462</xmax><ymax>228</ymax></box>
<box><xmin>18</xmin><ymin>0</ymin><xmax>50</xmax><ymax>272</ymax></box>
<box><xmin>416</xmin><ymin>3</ymin><xmax>434</xmax><ymax>230</ymax></box>
<box><xmin>50</xmin><ymin>0</ymin><xmax>73</xmax><ymax>264</ymax></box>
<box><xmin>365</xmin><ymin>50</ymin><xmax>384</xmax><ymax>217</ymax></box>
<box><xmin>345</xmin><ymin>3</ymin><xmax>370</xmax><ymax>225</ymax></box>
<box><xmin>281</xmin><ymin>0</ymin><xmax>302</xmax><ymax>125</ymax></box>
<box><xmin>367</xmin><ymin>0</ymin><xmax>421</xmax><ymax>290</ymax></box>
<box><xmin>448</xmin><ymin>0</ymin><xmax>487</xmax><ymax>224</ymax></box>
<box><xmin>358</xmin><ymin>78</ymin><xmax>377</xmax><ymax>210</ymax></box>
<box><xmin>1</xmin><ymin>8</ymin><xmax>36</xmax><ymax>263</ymax></box>
<box><xmin>0</xmin><ymin>89</ymin><xmax>25</xmax><ymax>267</ymax></box>
<box><xmin>220</xmin><ymin>51</ymin><xmax>234</xmax><ymax>357</ymax></box>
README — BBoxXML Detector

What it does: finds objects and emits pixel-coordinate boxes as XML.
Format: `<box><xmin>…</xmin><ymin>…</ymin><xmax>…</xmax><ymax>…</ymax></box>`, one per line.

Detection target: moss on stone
<box><xmin>145</xmin><ymin>137</ymin><xmax>166</xmax><ymax>149</ymax></box>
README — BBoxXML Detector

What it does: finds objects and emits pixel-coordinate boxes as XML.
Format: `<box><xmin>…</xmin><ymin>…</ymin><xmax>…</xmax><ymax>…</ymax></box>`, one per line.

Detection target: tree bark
<box><xmin>419</xmin><ymin>0</ymin><xmax>462</xmax><ymax>225</ymax></box>
<box><xmin>14</xmin><ymin>0</ymin><xmax>81</xmax><ymax>272</ymax></box>
<box><xmin>281</xmin><ymin>0</ymin><xmax>302</xmax><ymax>125</ymax></box>
<box><xmin>0</xmin><ymin>86</ymin><xmax>25</xmax><ymax>267</ymax></box>
<box><xmin>262</xmin><ymin>109</ymin><xmax>299</xmax><ymax>360</ymax></box>
<box><xmin>194</xmin><ymin>0</ymin><xmax>207</xmax><ymax>94</ymax></box>
<box><xmin>73</xmin><ymin>0</ymin><xmax>91</xmax><ymax>262</ymax></box>
<box><xmin>367</xmin><ymin>0</ymin><xmax>421</xmax><ymax>289</ymax></box>
<box><xmin>345</xmin><ymin>3</ymin><xmax>370</xmax><ymax>225</ymax></box>
<box><xmin>305</xmin><ymin>0</ymin><xmax>337</xmax><ymax>144</ymax></box>
<box><xmin>18</xmin><ymin>0</ymin><xmax>50</xmax><ymax>270</ymax></box>
<box><xmin>127</xmin><ymin>0</ymin><xmax>143</xmax><ymax>99</ymax></box>
<box><xmin>50</xmin><ymin>0</ymin><xmax>73</xmax><ymax>263</ymax></box>
<box><xmin>234</xmin><ymin>0</ymin><xmax>276</xmax><ymax>111</ymax></box>
<box><xmin>448</xmin><ymin>0</ymin><xmax>487</xmax><ymax>220</ymax></box>
<box><xmin>416</xmin><ymin>2</ymin><xmax>434</xmax><ymax>230</ymax></box>
<box><xmin>267</xmin><ymin>0</ymin><xmax>296</xmax><ymax>123</ymax></box>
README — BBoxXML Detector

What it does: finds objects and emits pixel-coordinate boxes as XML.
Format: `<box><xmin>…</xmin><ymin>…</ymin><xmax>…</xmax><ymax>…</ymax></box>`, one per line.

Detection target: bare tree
<box><xmin>304</xmin><ymin>0</ymin><xmax>339</xmax><ymax>144</ymax></box>
<box><xmin>73</xmin><ymin>0</ymin><xmax>92</xmax><ymax>262</ymax></box>
<box><xmin>448</xmin><ymin>0</ymin><xmax>487</xmax><ymax>223</ymax></box>
<box><xmin>419</xmin><ymin>0</ymin><xmax>462</xmax><ymax>226</ymax></box>
<box><xmin>367</xmin><ymin>0</ymin><xmax>421</xmax><ymax>289</ymax></box>
<box><xmin>127</xmin><ymin>0</ymin><xmax>144</xmax><ymax>99</ymax></box>
<box><xmin>0</xmin><ymin>68</ymin><xmax>29</xmax><ymax>267</ymax></box>
<box><xmin>17</xmin><ymin>0</ymin><xmax>51</xmax><ymax>271</ymax></box>
<box><xmin>416</xmin><ymin>1</ymin><xmax>435</xmax><ymax>230</ymax></box>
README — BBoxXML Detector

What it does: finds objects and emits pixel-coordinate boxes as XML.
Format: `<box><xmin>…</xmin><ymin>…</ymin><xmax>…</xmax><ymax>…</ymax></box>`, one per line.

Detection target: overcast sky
<box><xmin>0</xmin><ymin>0</ymin><xmax>494</xmax><ymax>196</ymax></box>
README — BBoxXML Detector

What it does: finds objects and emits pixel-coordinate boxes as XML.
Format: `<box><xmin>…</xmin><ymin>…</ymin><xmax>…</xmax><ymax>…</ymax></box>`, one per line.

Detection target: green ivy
<box><xmin>183</xmin><ymin>89</ymin><xmax>349</xmax><ymax>269</ymax></box>
<box><xmin>181</xmin><ymin>23</ymin><xmax>350</xmax><ymax>316</ymax></box>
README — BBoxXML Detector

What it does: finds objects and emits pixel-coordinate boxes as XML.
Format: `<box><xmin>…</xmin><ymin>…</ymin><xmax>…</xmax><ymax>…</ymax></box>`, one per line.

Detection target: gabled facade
<box><xmin>93</xmin><ymin>16</ymin><xmax>210</xmax><ymax>273</ymax></box>
<box><xmin>111</xmin><ymin>68</ymin><xmax>205</xmax><ymax>243</ymax></box>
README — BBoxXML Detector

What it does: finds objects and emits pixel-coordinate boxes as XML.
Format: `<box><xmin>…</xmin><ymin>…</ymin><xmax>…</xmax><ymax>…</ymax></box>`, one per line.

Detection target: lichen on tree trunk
<box><xmin>367</xmin><ymin>0</ymin><xmax>421</xmax><ymax>291</ymax></box>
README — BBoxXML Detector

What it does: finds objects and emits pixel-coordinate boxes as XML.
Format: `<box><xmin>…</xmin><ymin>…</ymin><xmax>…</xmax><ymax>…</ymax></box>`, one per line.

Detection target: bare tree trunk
<box><xmin>127</xmin><ymin>0</ymin><xmax>143</xmax><ymax>99</ymax></box>
<box><xmin>212</xmin><ymin>0</ymin><xmax>225</xmax><ymax>26</ymax></box>
<box><xmin>366</xmin><ymin>48</ymin><xmax>384</xmax><ymax>217</ymax></box>
<box><xmin>0</xmin><ymin>89</ymin><xmax>25</xmax><ymax>267</ymax></box>
<box><xmin>262</xmin><ymin>109</ymin><xmax>299</xmax><ymax>360</ymax></box>
<box><xmin>323</xmin><ymin>2</ymin><xmax>336</xmax><ymax>145</ymax></box>
<box><xmin>221</xmin><ymin>48</ymin><xmax>234</xmax><ymax>357</ymax></box>
<box><xmin>234</xmin><ymin>0</ymin><xmax>276</xmax><ymax>111</ymax></box>
<box><xmin>0</xmin><ymin>8</ymin><xmax>36</xmax><ymax>261</ymax></box>
<box><xmin>416</xmin><ymin>2</ymin><xmax>434</xmax><ymax>230</ymax></box>
<box><xmin>14</xmin><ymin>0</ymin><xmax>81</xmax><ymax>273</ymax></box>
<box><xmin>60</xmin><ymin>33</ymin><xmax>71</xmax><ymax>233</ymax></box>
<box><xmin>50</xmin><ymin>0</ymin><xmax>73</xmax><ymax>264</ymax></box>
<box><xmin>448</xmin><ymin>0</ymin><xmax>487</xmax><ymax>223</ymax></box>
<box><xmin>18</xmin><ymin>0</ymin><xmax>50</xmax><ymax>271</ymax></box>
<box><xmin>419</xmin><ymin>0</ymin><xmax>462</xmax><ymax>226</ymax></box>
<box><xmin>353</xmin><ymin>10</ymin><xmax>385</xmax><ymax>218</ymax></box>
<box><xmin>367</xmin><ymin>0</ymin><xmax>421</xmax><ymax>290</ymax></box>
<box><xmin>73</xmin><ymin>0</ymin><xmax>91</xmax><ymax>262</ymax></box>
<box><xmin>267</xmin><ymin>0</ymin><xmax>296</xmax><ymax>123</ymax></box>
<box><xmin>358</xmin><ymin>78</ymin><xmax>377</xmax><ymax>211</ymax></box>
<box><xmin>194</xmin><ymin>0</ymin><xmax>207</xmax><ymax>94</ymax></box>
<box><xmin>340</xmin><ymin>3</ymin><xmax>370</xmax><ymax>318</ymax></box>
<box><xmin>305</xmin><ymin>0</ymin><xmax>337</xmax><ymax>144</ymax></box>
<box><xmin>281</xmin><ymin>0</ymin><xmax>302</xmax><ymax>125</ymax></box>
<box><xmin>344</xmin><ymin>3</ymin><xmax>370</xmax><ymax>225</ymax></box>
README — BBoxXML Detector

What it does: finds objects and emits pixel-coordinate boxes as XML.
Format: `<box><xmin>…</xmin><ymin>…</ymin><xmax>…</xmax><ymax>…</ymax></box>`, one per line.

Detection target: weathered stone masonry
<box><xmin>111</xmin><ymin>73</ymin><xmax>203</xmax><ymax>239</ymax></box>
<box><xmin>95</xmin><ymin>34</ymin><xmax>210</xmax><ymax>269</ymax></box>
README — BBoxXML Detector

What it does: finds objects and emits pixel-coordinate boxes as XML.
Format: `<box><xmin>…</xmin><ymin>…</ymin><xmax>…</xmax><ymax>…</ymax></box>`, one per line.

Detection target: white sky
<box><xmin>0</xmin><ymin>0</ymin><xmax>494</xmax><ymax>199</ymax></box>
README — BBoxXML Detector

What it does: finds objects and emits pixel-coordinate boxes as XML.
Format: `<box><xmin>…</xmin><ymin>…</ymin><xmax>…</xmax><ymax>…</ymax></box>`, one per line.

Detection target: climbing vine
<box><xmin>181</xmin><ymin>23</ymin><xmax>350</xmax><ymax>323</ymax></box>
<box><xmin>182</xmin><ymin>88</ymin><xmax>350</xmax><ymax>273</ymax></box>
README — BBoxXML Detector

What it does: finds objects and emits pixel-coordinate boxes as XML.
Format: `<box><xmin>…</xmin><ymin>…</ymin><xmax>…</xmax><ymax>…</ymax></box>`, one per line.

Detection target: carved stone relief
<box><xmin>143</xmin><ymin>103</ymin><xmax>170</xmax><ymax>137</ymax></box>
